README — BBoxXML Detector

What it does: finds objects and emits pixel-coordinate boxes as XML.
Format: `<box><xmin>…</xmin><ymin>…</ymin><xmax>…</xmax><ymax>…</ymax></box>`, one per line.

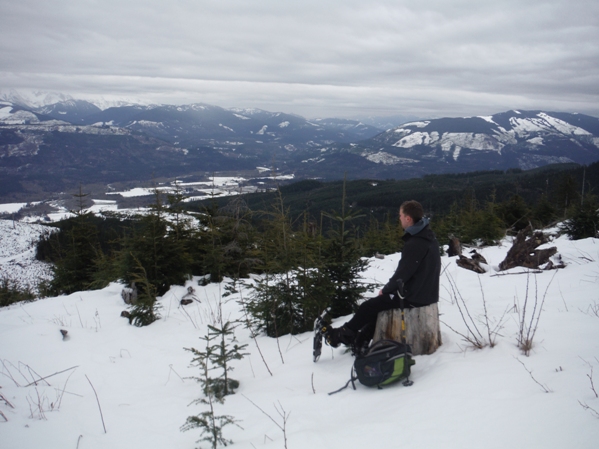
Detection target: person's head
<box><xmin>399</xmin><ymin>200</ymin><xmax>424</xmax><ymax>229</ymax></box>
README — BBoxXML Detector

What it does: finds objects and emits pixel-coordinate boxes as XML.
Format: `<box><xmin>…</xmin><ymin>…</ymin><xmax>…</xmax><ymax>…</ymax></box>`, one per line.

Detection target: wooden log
<box><xmin>373</xmin><ymin>303</ymin><xmax>442</xmax><ymax>355</ymax></box>
<box><xmin>456</xmin><ymin>250</ymin><xmax>488</xmax><ymax>273</ymax></box>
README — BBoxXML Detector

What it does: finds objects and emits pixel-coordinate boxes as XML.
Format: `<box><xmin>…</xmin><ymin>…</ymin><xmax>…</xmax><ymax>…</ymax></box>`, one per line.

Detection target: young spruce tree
<box><xmin>182</xmin><ymin>320</ymin><xmax>246</xmax><ymax>448</ymax></box>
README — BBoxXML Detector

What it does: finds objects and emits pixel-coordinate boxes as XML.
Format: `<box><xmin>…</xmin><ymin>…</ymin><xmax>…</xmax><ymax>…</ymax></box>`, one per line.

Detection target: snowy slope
<box><xmin>0</xmin><ymin>220</ymin><xmax>53</xmax><ymax>293</ymax></box>
<box><xmin>1</xmin><ymin>231</ymin><xmax>599</xmax><ymax>449</ymax></box>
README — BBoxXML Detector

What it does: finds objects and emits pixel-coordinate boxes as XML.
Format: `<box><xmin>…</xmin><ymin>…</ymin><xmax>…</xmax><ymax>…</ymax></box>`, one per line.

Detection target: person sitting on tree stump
<box><xmin>322</xmin><ymin>200</ymin><xmax>441</xmax><ymax>347</ymax></box>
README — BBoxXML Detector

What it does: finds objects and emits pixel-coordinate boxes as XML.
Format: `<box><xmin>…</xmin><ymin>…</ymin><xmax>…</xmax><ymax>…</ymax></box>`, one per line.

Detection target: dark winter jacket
<box><xmin>381</xmin><ymin>218</ymin><xmax>441</xmax><ymax>307</ymax></box>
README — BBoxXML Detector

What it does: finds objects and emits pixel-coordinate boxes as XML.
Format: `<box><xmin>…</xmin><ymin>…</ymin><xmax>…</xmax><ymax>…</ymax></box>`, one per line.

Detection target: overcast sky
<box><xmin>1</xmin><ymin>0</ymin><xmax>598</xmax><ymax>119</ymax></box>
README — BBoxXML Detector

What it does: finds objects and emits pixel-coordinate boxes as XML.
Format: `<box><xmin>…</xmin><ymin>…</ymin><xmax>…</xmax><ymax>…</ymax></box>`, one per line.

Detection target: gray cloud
<box><xmin>1</xmin><ymin>0</ymin><xmax>598</xmax><ymax>119</ymax></box>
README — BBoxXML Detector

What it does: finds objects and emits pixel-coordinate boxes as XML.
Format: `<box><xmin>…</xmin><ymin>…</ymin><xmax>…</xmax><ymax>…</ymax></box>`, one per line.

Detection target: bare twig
<box><xmin>179</xmin><ymin>303</ymin><xmax>198</xmax><ymax>329</ymax></box>
<box><xmin>20</xmin><ymin>303</ymin><xmax>34</xmax><ymax>320</ymax></box>
<box><xmin>444</xmin><ymin>271</ymin><xmax>485</xmax><ymax>348</ymax></box>
<box><xmin>583</xmin><ymin>301</ymin><xmax>599</xmax><ymax>318</ymax></box>
<box><xmin>76</xmin><ymin>435</ymin><xmax>83</xmax><ymax>449</ymax></box>
<box><xmin>238</xmin><ymin>285</ymin><xmax>273</xmax><ymax>376</ymax></box>
<box><xmin>24</xmin><ymin>365</ymin><xmax>79</xmax><ymax>387</ymax></box>
<box><xmin>579</xmin><ymin>401</ymin><xmax>599</xmax><ymax>419</ymax></box>
<box><xmin>272</xmin><ymin>307</ymin><xmax>285</xmax><ymax>365</ymax></box>
<box><xmin>85</xmin><ymin>374</ymin><xmax>107</xmax><ymax>433</ymax></box>
<box><xmin>0</xmin><ymin>392</ymin><xmax>15</xmax><ymax>408</ymax></box>
<box><xmin>28</xmin><ymin>387</ymin><xmax>48</xmax><ymax>419</ymax></box>
<box><xmin>75</xmin><ymin>304</ymin><xmax>84</xmax><ymax>327</ymax></box>
<box><xmin>530</xmin><ymin>272</ymin><xmax>556</xmax><ymax>345</ymax></box>
<box><xmin>517</xmin><ymin>271</ymin><xmax>556</xmax><ymax>355</ymax></box>
<box><xmin>514</xmin><ymin>357</ymin><xmax>551</xmax><ymax>393</ymax></box>
<box><xmin>55</xmin><ymin>368</ymin><xmax>76</xmax><ymax>410</ymax></box>
<box><xmin>165</xmin><ymin>364</ymin><xmax>185</xmax><ymax>385</ymax></box>
<box><xmin>0</xmin><ymin>410</ymin><xmax>7</xmax><ymax>421</ymax></box>
<box><xmin>242</xmin><ymin>395</ymin><xmax>290</xmax><ymax>449</ymax></box>
<box><xmin>25</xmin><ymin>364</ymin><xmax>51</xmax><ymax>386</ymax></box>
<box><xmin>439</xmin><ymin>319</ymin><xmax>483</xmax><ymax>349</ymax></box>
<box><xmin>477</xmin><ymin>277</ymin><xmax>507</xmax><ymax>347</ymax></box>
<box><xmin>588</xmin><ymin>367</ymin><xmax>598</xmax><ymax>398</ymax></box>
<box><xmin>274</xmin><ymin>402</ymin><xmax>290</xmax><ymax>449</ymax></box>
<box><xmin>579</xmin><ymin>358</ymin><xmax>599</xmax><ymax>398</ymax></box>
<box><xmin>1</xmin><ymin>360</ymin><xmax>22</xmax><ymax>386</ymax></box>
<box><xmin>490</xmin><ymin>270</ymin><xmax>543</xmax><ymax>277</ymax></box>
<box><xmin>558</xmin><ymin>285</ymin><xmax>569</xmax><ymax>312</ymax></box>
<box><xmin>311</xmin><ymin>373</ymin><xmax>316</xmax><ymax>394</ymax></box>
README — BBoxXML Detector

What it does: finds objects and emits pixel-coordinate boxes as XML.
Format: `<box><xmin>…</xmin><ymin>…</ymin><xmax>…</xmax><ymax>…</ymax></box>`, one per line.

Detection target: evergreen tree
<box><xmin>496</xmin><ymin>194</ymin><xmax>530</xmax><ymax>232</ymax></box>
<box><xmin>48</xmin><ymin>187</ymin><xmax>102</xmax><ymax>295</ymax></box>
<box><xmin>320</xmin><ymin>178</ymin><xmax>368</xmax><ymax>317</ymax></box>
<box><xmin>127</xmin><ymin>257</ymin><xmax>161</xmax><ymax>327</ymax></box>
<box><xmin>0</xmin><ymin>279</ymin><xmax>35</xmax><ymax>307</ymax></box>
<box><xmin>120</xmin><ymin>188</ymin><xmax>193</xmax><ymax>295</ymax></box>
<box><xmin>360</xmin><ymin>214</ymin><xmax>402</xmax><ymax>256</ymax></box>
<box><xmin>182</xmin><ymin>320</ymin><xmax>245</xmax><ymax>448</ymax></box>
<box><xmin>432</xmin><ymin>200</ymin><xmax>464</xmax><ymax>246</ymax></box>
<box><xmin>531</xmin><ymin>194</ymin><xmax>558</xmax><ymax>228</ymax></box>
<box><xmin>196</xmin><ymin>201</ymin><xmax>228</xmax><ymax>283</ymax></box>
<box><xmin>433</xmin><ymin>191</ymin><xmax>504</xmax><ymax>246</ymax></box>
<box><xmin>560</xmin><ymin>195</ymin><xmax>599</xmax><ymax>240</ymax></box>
<box><xmin>555</xmin><ymin>174</ymin><xmax>581</xmax><ymax>218</ymax></box>
<box><xmin>194</xmin><ymin>196</ymin><xmax>257</xmax><ymax>283</ymax></box>
<box><xmin>471</xmin><ymin>194</ymin><xmax>505</xmax><ymax>245</ymax></box>
<box><xmin>240</xmin><ymin>186</ymin><xmax>339</xmax><ymax>336</ymax></box>
<box><xmin>246</xmin><ymin>191</ymin><xmax>332</xmax><ymax>336</ymax></box>
<box><xmin>206</xmin><ymin>321</ymin><xmax>248</xmax><ymax>398</ymax></box>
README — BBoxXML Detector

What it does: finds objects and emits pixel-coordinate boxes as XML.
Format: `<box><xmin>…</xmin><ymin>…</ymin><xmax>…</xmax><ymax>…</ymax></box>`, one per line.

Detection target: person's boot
<box><xmin>325</xmin><ymin>325</ymin><xmax>356</xmax><ymax>348</ymax></box>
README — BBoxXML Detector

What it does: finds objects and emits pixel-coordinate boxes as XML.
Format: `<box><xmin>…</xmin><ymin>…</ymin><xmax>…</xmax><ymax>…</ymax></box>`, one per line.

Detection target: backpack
<box><xmin>353</xmin><ymin>339</ymin><xmax>414</xmax><ymax>388</ymax></box>
<box><xmin>329</xmin><ymin>339</ymin><xmax>415</xmax><ymax>394</ymax></box>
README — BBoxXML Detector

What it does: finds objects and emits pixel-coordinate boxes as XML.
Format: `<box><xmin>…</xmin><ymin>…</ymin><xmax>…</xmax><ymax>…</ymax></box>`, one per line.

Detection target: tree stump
<box><xmin>373</xmin><ymin>303</ymin><xmax>442</xmax><ymax>355</ymax></box>
<box><xmin>499</xmin><ymin>225</ymin><xmax>557</xmax><ymax>271</ymax></box>
<box><xmin>447</xmin><ymin>236</ymin><xmax>462</xmax><ymax>257</ymax></box>
<box><xmin>121</xmin><ymin>282</ymin><xmax>138</xmax><ymax>305</ymax></box>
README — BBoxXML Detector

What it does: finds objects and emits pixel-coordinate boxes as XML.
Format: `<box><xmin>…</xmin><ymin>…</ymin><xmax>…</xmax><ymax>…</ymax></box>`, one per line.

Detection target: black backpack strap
<box><xmin>328</xmin><ymin>366</ymin><xmax>358</xmax><ymax>395</ymax></box>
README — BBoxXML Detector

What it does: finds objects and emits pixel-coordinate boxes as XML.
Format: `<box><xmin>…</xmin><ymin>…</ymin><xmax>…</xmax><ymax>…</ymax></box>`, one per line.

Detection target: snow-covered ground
<box><xmin>0</xmin><ymin>203</ymin><xmax>29</xmax><ymax>214</ymax></box>
<box><xmin>0</xmin><ymin>220</ymin><xmax>53</xmax><ymax>293</ymax></box>
<box><xmin>1</xmin><ymin>227</ymin><xmax>599</xmax><ymax>449</ymax></box>
<box><xmin>106</xmin><ymin>175</ymin><xmax>291</xmax><ymax>200</ymax></box>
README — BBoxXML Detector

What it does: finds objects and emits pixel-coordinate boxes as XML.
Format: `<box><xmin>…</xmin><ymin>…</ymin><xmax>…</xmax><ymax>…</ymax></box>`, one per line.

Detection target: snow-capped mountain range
<box><xmin>323</xmin><ymin>109</ymin><xmax>599</xmax><ymax>178</ymax></box>
<box><xmin>375</xmin><ymin>111</ymin><xmax>599</xmax><ymax>161</ymax></box>
<box><xmin>0</xmin><ymin>88</ymin><xmax>148</xmax><ymax>111</ymax></box>
<box><xmin>1</xmin><ymin>90</ymin><xmax>599</xmax><ymax>201</ymax></box>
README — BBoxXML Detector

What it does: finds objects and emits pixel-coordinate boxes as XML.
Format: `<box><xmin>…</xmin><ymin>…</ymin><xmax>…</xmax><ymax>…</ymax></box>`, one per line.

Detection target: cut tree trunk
<box><xmin>373</xmin><ymin>303</ymin><xmax>442</xmax><ymax>355</ymax></box>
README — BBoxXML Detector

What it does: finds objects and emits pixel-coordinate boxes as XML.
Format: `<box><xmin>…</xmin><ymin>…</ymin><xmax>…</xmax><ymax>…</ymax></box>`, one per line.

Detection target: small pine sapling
<box><xmin>182</xmin><ymin>321</ymin><xmax>246</xmax><ymax>448</ymax></box>
<box><xmin>127</xmin><ymin>257</ymin><xmax>161</xmax><ymax>327</ymax></box>
<box><xmin>206</xmin><ymin>321</ymin><xmax>248</xmax><ymax>399</ymax></box>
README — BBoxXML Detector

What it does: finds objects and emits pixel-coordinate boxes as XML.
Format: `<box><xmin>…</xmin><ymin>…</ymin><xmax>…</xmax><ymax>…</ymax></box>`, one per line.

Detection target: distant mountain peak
<box><xmin>0</xmin><ymin>89</ymin><xmax>74</xmax><ymax>109</ymax></box>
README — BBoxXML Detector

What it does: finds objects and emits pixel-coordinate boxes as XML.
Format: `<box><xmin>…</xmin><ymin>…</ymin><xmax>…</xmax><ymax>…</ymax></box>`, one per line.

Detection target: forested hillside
<box><xmin>188</xmin><ymin>161</ymin><xmax>598</xmax><ymax>232</ymax></box>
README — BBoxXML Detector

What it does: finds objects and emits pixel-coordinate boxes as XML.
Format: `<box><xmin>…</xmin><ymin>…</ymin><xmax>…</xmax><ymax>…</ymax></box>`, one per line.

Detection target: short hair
<box><xmin>400</xmin><ymin>200</ymin><xmax>424</xmax><ymax>222</ymax></box>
